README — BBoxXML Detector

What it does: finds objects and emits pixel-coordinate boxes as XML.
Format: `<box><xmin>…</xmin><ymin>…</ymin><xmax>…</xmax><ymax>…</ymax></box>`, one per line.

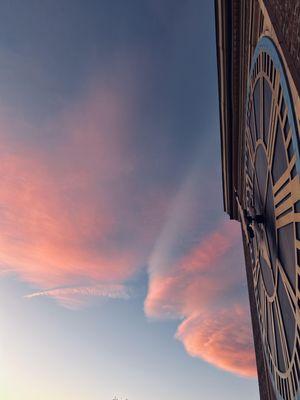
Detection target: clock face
<box><xmin>245</xmin><ymin>37</ymin><xmax>300</xmax><ymax>399</ymax></box>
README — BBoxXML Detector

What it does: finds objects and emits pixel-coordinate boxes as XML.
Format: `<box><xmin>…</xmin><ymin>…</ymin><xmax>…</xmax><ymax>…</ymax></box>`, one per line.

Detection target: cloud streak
<box><xmin>25</xmin><ymin>283</ymin><xmax>131</xmax><ymax>309</ymax></box>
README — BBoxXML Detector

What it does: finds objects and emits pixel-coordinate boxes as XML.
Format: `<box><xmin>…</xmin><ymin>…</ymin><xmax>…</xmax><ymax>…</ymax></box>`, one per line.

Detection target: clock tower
<box><xmin>215</xmin><ymin>1</ymin><xmax>300</xmax><ymax>399</ymax></box>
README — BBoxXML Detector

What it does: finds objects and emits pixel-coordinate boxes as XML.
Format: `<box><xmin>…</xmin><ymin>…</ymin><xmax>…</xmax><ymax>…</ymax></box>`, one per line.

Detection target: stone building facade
<box><xmin>215</xmin><ymin>1</ymin><xmax>300</xmax><ymax>399</ymax></box>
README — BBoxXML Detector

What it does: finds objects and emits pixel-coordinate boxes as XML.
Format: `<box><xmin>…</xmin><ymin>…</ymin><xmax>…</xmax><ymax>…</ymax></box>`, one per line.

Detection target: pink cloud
<box><xmin>176</xmin><ymin>307</ymin><xmax>256</xmax><ymax>377</ymax></box>
<box><xmin>0</xmin><ymin>81</ymin><xmax>167</xmax><ymax>302</ymax></box>
<box><xmin>145</xmin><ymin>222</ymin><xmax>242</xmax><ymax>318</ymax></box>
<box><xmin>145</xmin><ymin>221</ymin><xmax>257</xmax><ymax>377</ymax></box>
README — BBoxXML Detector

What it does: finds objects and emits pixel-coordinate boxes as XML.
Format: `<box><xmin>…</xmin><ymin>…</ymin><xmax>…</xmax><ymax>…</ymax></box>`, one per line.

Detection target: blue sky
<box><xmin>0</xmin><ymin>1</ymin><xmax>259</xmax><ymax>399</ymax></box>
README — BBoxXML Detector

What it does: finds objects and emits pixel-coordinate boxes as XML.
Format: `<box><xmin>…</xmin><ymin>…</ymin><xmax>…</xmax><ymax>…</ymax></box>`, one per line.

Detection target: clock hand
<box><xmin>235</xmin><ymin>190</ymin><xmax>254</xmax><ymax>243</ymax></box>
<box><xmin>235</xmin><ymin>189</ymin><xmax>264</xmax><ymax>234</ymax></box>
<box><xmin>251</xmin><ymin>179</ymin><xmax>274</xmax><ymax>269</ymax></box>
<box><xmin>253</xmin><ymin>171</ymin><xmax>266</xmax><ymax>218</ymax></box>
<box><xmin>257</xmin><ymin>227</ymin><xmax>272</xmax><ymax>270</ymax></box>
<box><xmin>235</xmin><ymin>191</ymin><xmax>271</xmax><ymax>269</ymax></box>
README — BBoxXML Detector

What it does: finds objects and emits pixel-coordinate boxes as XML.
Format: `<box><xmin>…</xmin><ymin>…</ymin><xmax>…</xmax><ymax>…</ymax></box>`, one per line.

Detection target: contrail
<box><xmin>25</xmin><ymin>283</ymin><xmax>131</xmax><ymax>300</ymax></box>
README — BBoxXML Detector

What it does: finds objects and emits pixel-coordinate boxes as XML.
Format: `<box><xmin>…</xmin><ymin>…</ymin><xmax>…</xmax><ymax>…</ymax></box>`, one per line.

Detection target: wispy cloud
<box><xmin>25</xmin><ymin>283</ymin><xmax>131</xmax><ymax>309</ymax></box>
<box><xmin>0</xmin><ymin>73</ymin><xmax>167</xmax><ymax>298</ymax></box>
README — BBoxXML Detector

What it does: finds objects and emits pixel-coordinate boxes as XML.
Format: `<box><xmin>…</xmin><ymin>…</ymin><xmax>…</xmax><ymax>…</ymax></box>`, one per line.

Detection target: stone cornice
<box><xmin>215</xmin><ymin>0</ymin><xmax>242</xmax><ymax>219</ymax></box>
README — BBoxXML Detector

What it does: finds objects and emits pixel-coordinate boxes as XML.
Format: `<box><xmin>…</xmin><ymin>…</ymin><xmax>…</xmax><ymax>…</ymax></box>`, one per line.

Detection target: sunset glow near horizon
<box><xmin>0</xmin><ymin>1</ymin><xmax>259</xmax><ymax>399</ymax></box>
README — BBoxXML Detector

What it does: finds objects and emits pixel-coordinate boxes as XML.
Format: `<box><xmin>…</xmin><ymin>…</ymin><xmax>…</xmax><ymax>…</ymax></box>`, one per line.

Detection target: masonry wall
<box><xmin>264</xmin><ymin>0</ymin><xmax>300</xmax><ymax>90</ymax></box>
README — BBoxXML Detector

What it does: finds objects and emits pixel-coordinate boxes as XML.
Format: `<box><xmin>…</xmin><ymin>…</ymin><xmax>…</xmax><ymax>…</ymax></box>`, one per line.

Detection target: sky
<box><xmin>0</xmin><ymin>1</ymin><xmax>259</xmax><ymax>399</ymax></box>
